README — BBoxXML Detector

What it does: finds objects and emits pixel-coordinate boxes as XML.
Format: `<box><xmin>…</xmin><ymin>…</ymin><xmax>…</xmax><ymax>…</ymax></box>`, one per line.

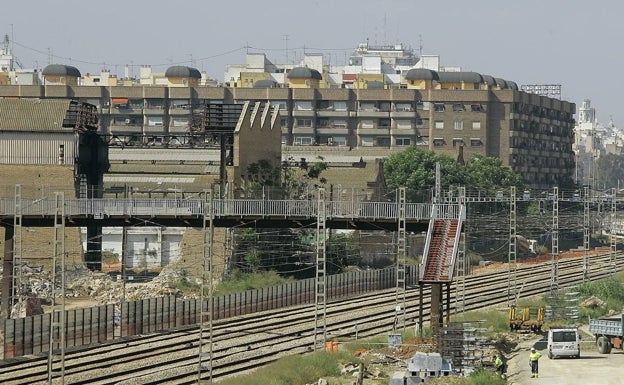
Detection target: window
<box><xmin>435</xmin><ymin>120</ymin><xmax>444</xmax><ymax>129</ymax></box>
<box><xmin>470</xmin><ymin>138</ymin><xmax>483</xmax><ymax>147</ymax></box>
<box><xmin>416</xmin><ymin>119</ymin><xmax>429</xmax><ymax>128</ymax></box>
<box><xmin>332</xmin><ymin>119</ymin><xmax>347</xmax><ymax>128</ymax></box>
<box><xmin>171</xmin><ymin>99</ymin><xmax>190</xmax><ymax>109</ymax></box>
<box><xmin>396</xmin><ymin>120</ymin><xmax>413</xmax><ymax>129</ymax></box>
<box><xmin>295</xmin><ymin>101</ymin><xmax>312</xmax><ymax>110</ymax></box>
<box><xmin>416</xmin><ymin>136</ymin><xmax>429</xmax><ymax>146</ymax></box>
<box><xmin>379</xmin><ymin>102</ymin><xmax>391</xmax><ymax>112</ymax></box>
<box><xmin>296</xmin><ymin>118</ymin><xmax>312</xmax><ymax>127</ymax></box>
<box><xmin>333</xmin><ymin>101</ymin><xmax>347</xmax><ymax>111</ymax></box>
<box><xmin>454</xmin><ymin>120</ymin><xmax>464</xmax><ymax>130</ymax></box>
<box><xmin>295</xmin><ymin>136</ymin><xmax>314</xmax><ymax>145</ymax></box>
<box><xmin>433</xmin><ymin>138</ymin><xmax>445</xmax><ymax>147</ymax></box>
<box><xmin>147</xmin><ymin>116</ymin><xmax>163</xmax><ymax>126</ymax></box>
<box><xmin>113</xmin><ymin>117</ymin><xmax>139</xmax><ymax>126</ymax></box>
<box><xmin>112</xmin><ymin>98</ymin><xmax>129</xmax><ymax>108</ymax></box>
<box><xmin>395</xmin><ymin>102</ymin><xmax>413</xmax><ymax>111</ymax></box>
<box><xmin>434</xmin><ymin>103</ymin><xmax>445</xmax><ymax>112</ymax></box>
<box><xmin>452</xmin><ymin>138</ymin><xmax>464</xmax><ymax>148</ymax></box>
<box><xmin>472</xmin><ymin>121</ymin><xmax>481</xmax><ymax>130</ymax></box>
<box><xmin>551</xmin><ymin>331</ymin><xmax>578</xmax><ymax>343</ymax></box>
<box><xmin>171</xmin><ymin>117</ymin><xmax>188</xmax><ymax>127</ymax></box>
<box><xmin>377</xmin><ymin>137</ymin><xmax>391</xmax><ymax>146</ymax></box>
<box><xmin>332</xmin><ymin>136</ymin><xmax>347</xmax><ymax>146</ymax></box>
<box><xmin>417</xmin><ymin>101</ymin><xmax>430</xmax><ymax>111</ymax></box>
<box><xmin>280</xmin><ymin>118</ymin><xmax>288</xmax><ymax>127</ymax></box>
<box><xmin>361</xmin><ymin>136</ymin><xmax>374</xmax><ymax>147</ymax></box>
<box><xmin>129</xmin><ymin>99</ymin><xmax>143</xmax><ymax>109</ymax></box>
<box><xmin>471</xmin><ymin>104</ymin><xmax>483</xmax><ymax>112</ymax></box>
<box><xmin>146</xmin><ymin>99</ymin><xmax>164</xmax><ymax>109</ymax></box>
<box><xmin>396</xmin><ymin>137</ymin><xmax>411</xmax><ymax>146</ymax></box>
<box><xmin>379</xmin><ymin>118</ymin><xmax>391</xmax><ymax>128</ymax></box>
<box><xmin>317</xmin><ymin>100</ymin><xmax>331</xmax><ymax>110</ymax></box>
<box><xmin>360</xmin><ymin>102</ymin><xmax>376</xmax><ymax>111</ymax></box>
<box><xmin>317</xmin><ymin>118</ymin><xmax>330</xmax><ymax>127</ymax></box>
<box><xmin>361</xmin><ymin>119</ymin><xmax>374</xmax><ymax>129</ymax></box>
<box><xmin>273</xmin><ymin>100</ymin><xmax>288</xmax><ymax>109</ymax></box>
<box><xmin>453</xmin><ymin>103</ymin><xmax>465</xmax><ymax>112</ymax></box>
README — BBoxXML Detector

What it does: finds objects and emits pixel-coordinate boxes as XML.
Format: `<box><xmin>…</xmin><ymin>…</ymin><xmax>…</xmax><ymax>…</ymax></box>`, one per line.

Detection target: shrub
<box><xmin>214</xmin><ymin>270</ymin><xmax>292</xmax><ymax>296</ymax></box>
<box><xmin>577</xmin><ymin>274</ymin><xmax>624</xmax><ymax>317</ymax></box>
<box><xmin>451</xmin><ymin>309</ymin><xmax>508</xmax><ymax>334</ymax></box>
<box><xmin>216</xmin><ymin>351</ymin><xmax>351</xmax><ymax>385</ymax></box>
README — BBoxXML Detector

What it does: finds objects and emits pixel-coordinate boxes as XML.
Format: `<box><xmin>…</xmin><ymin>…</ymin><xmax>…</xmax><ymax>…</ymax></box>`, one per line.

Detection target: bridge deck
<box><xmin>0</xmin><ymin>198</ymin><xmax>462</xmax><ymax>230</ymax></box>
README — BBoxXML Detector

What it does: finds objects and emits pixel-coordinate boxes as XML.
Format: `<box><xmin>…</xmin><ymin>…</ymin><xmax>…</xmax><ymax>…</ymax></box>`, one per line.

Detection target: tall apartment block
<box><xmin>0</xmin><ymin>42</ymin><xmax>576</xmax><ymax>189</ymax></box>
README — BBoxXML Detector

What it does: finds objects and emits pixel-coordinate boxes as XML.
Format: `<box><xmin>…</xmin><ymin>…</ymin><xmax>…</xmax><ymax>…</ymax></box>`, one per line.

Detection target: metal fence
<box><xmin>4</xmin><ymin>304</ymin><xmax>114</xmax><ymax>358</ymax></box>
<box><xmin>3</xmin><ymin>266</ymin><xmax>417</xmax><ymax>358</ymax></box>
<box><xmin>0</xmin><ymin>196</ymin><xmax>467</xmax><ymax>221</ymax></box>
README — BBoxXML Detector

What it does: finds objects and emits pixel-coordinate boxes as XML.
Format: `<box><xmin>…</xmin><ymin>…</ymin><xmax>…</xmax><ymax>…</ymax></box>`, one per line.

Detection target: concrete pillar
<box><xmin>430</xmin><ymin>283</ymin><xmax>443</xmax><ymax>337</ymax></box>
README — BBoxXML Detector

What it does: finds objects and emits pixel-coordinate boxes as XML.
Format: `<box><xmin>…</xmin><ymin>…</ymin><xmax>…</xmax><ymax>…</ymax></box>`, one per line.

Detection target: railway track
<box><xmin>1</xmin><ymin>253</ymin><xmax>621</xmax><ymax>384</ymax></box>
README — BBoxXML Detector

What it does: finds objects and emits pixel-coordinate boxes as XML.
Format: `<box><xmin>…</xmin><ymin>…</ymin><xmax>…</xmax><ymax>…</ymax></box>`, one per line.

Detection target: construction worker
<box><xmin>529</xmin><ymin>347</ymin><xmax>541</xmax><ymax>378</ymax></box>
<box><xmin>494</xmin><ymin>354</ymin><xmax>506</xmax><ymax>378</ymax></box>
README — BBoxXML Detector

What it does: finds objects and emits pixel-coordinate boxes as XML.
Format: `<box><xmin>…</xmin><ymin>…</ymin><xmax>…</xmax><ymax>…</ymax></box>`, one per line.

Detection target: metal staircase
<box><xmin>419</xmin><ymin>205</ymin><xmax>465</xmax><ymax>283</ymax></box>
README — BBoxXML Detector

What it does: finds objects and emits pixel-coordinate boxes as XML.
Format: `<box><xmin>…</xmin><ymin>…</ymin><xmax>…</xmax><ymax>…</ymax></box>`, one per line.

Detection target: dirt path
<box><xmin>505</xmin><ymin>335</ymin><xmax>541</xmax><ymax>384</ymax></box>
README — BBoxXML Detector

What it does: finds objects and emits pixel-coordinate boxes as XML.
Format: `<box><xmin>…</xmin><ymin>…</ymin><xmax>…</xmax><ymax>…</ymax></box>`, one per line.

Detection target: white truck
<box><xmin>588</xmin><ymin>314</ymin><xmax>624</xmax><ymax>354</ymax></box>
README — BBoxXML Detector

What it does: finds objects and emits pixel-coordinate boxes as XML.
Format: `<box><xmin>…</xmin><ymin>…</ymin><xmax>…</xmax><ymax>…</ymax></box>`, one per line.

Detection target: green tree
<box><xmin>244</xmin><ymin>156</ymin><xmax>328</xmax><ymax>199</ymax></box>
<box><xmin>242</xmin><ymin>158</ymin><xmax>282</xmax><ymax>197</ymax></box>
<box><xmin>383</xmin><ymin>147</ymin><xmax>466</xmax><ymax>199</ymax></box>
<box><xmin>383</xmin><ymin>148</ymin><xmax>526</xmax><ymax>198</ymax></box>
<box><xmin>464</xmin><ymin>154</ymin><xmax>524</xmax><ymax>195</ymax></box>
<box><xmin>282</xmin><ymin>156</ymin><xmax>328</xmax><ymax>199</ymax></box>
<box><xmin>595</xmin><ymin>153</ymin><xmax>624</xmax><ymax>190</ymax></box>
<box><xmin>244</xmin><ymin>249</ymin><xmax>261</xmax><ymax>273</ymax></box>
<box><xmin>326</xmin><ymin>232</ymin><xmax>361</xmax><ymax>274</ymax></box>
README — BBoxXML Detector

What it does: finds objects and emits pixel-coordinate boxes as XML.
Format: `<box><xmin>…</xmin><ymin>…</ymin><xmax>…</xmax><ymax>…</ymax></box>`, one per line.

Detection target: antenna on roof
<box><xmin>383</xmin><ymin>13</ymin><xmax>387</xmax><ymax>44</ymax></box>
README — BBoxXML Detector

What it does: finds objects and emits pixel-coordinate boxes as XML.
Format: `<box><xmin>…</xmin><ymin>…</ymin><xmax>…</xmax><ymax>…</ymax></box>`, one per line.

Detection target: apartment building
<box><xmin>0</xmin><ymin>59</ymin><xmax>576</xmax><ymax>189</ymax></box>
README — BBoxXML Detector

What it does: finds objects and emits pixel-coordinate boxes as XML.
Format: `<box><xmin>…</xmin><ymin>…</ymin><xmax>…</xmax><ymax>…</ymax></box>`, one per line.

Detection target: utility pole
<box><xmin>314</xmin><ymin>188</ymin><xmax>327</xmax><ymax>351</ymax></box>
<box><xmin>583</xmin><ymin>186</ymin><xmax>590</xmax><ymax>281</ymax></box>
<box><xmin>198</xmin><ymin>189</ymin><xmax>214</xmax><ymax>384</ymax></box>
<box><xmin>549</xmin><ymin>187</ymin><xmax>559</xmax><ymax>297</ymax></box>
<box><xmin>508</xmin><ymin>186</ymin><xmax>517</xmax><ymax>306</ymax></box>
<box><xmin>394</xmin><ymin>187</ymin><xmax>406</xmax><ymax>331</ymax></box>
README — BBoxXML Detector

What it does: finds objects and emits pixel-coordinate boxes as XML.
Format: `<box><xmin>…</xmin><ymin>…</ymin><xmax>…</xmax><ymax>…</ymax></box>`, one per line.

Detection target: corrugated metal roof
<box><xmin>104</xmin><ymin>176</ymin><xmax>196</xmax><ymax>184</ymax></box>
<box><xmin>108</xmin><ymin>148</ymin><xmax>220</xmax><ymax>161</ymax></box>
<box><xmin>0</xmin><ymin>99</ymin><xmax>73</xmax><ymax>131</ymax></box>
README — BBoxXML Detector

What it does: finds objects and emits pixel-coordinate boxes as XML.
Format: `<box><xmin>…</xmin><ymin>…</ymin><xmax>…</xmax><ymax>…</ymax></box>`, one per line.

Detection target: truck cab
<box><xmin>547</xmin><ymin>328</ymin><xmax>580</xmax><ymax>359</ymax></box>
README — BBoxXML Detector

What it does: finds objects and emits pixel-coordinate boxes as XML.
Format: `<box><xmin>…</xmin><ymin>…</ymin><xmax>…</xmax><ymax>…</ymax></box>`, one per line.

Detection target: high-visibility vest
<box><xmin>530</xmin><ymin>351</ymin><xmax>541</xmax><ymax>361</ymax></box>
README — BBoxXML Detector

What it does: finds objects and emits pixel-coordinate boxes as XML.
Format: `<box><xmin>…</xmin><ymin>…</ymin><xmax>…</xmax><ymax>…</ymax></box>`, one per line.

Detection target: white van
<box><xmin>547</xmin><ymin>328</ymin><xmax>581</xmax><ymax>359</ymax></box>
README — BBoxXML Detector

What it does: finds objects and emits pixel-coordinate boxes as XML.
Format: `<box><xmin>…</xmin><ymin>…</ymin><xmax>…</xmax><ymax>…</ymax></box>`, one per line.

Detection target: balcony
<box><xmin>357</xmin><ymin>109</ymin><xmax>390</xmax><ymax>118</ymax></box>
<box><xmin>109</xmin><ymin>123</ymin><xmax>143</xmax><ymax>134</ymax></box>
<box><xmin>292</xmin><ymin>126</ymin><xmax>316</xmax><ymax>135</ymax></box>
<box><xmin>292</xmin><ymin>109</ymin><xmax>316</xmax><ymax>118</ymax></box>
<box><xmin>390</xmin><ymin>110</ymin><xmax>417</xmax><ymax>118</ymax></box>
<box><xmin>358</xmin><ymin>127</ymin><xmax>391</xmax><ymax>135</ymax></box>
<box><xmin>316</xmin><ymin>109</ymin><xmax>350</xmax><ymax>118</ymax></box>
<box><xmin>316</xmin><ymin>127</ymin><xmax>349</xmax><ymax>136</ymax></box>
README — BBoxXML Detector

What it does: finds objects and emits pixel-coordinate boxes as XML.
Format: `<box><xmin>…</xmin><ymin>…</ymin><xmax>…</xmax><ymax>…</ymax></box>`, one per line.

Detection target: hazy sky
<box><xmin>4</xmin><ymin>0</ymin><xmax>623</xmax><ymax>125</ymax></box>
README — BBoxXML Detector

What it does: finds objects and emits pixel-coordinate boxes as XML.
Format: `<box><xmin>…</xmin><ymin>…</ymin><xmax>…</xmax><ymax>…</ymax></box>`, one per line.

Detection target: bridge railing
<box><xmin>0</xmin><ymin>198</ymin><xmax>462</xmax><ymax>221</ymax></box>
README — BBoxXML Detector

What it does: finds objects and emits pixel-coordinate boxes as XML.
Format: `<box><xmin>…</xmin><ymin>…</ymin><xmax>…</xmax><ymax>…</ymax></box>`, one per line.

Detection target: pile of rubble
<box><xmin>0</xmin><ymin>264</ymin><xmax>200</xmax><ymax>316</ymax></box>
